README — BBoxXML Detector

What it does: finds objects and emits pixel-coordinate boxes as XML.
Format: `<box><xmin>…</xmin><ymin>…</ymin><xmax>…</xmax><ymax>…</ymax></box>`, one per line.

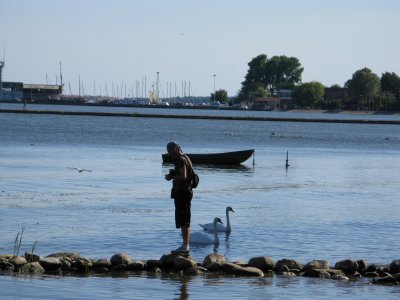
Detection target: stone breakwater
<box><xmin>1</xmin><ymin>252</ymin><xmax>400</xmax><ymax>285</ymax></box>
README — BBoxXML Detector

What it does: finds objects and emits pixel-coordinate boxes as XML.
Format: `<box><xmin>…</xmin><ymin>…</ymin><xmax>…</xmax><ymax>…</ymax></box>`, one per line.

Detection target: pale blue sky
<box><xmin>1</xmin><ymin>0</ymin><xmax>399</xmax><ymax>97</ymax></box>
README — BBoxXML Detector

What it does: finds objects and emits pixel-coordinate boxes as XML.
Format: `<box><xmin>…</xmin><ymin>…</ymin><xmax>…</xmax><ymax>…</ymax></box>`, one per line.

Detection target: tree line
<box><xmin>211</xmin><ymin>54</ymin><xmax>400</xmax><ymax>111</ymax></box>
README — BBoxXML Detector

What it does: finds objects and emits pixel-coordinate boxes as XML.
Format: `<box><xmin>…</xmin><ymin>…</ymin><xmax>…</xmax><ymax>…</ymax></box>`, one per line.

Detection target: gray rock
<box><xmin>73</xmin><ymin>256</ymin><xmax>92</xmax><ymax>273</ymax></box>
<box><xmin>334</xmin><ymin>259</ymin><xmax>358</xmax><ymax>274</ymax></box>
<box><xmin>357</xmin><ymin>259</ymin><xmax>368</xmax><ymax>272</ymax></box>
<box><xmin>205</xmin><ymin>262</ymin><xmax>222</xmax><ymax>272</ymax></box>
<box><xmin>127</xmin><ymin>261</ymin><xmax>145</xmax><ymax>271</ymax></box>
<box><xmin>275</xmin><ymin>259</ymin><xmax>302</xmax><ymax>272</ymax></box>
<box><xmin>373</xmin><ymin>274</ymin><xmax>398</xmax><ymax>285</ymax></box>
<box><xmin>160</xmin><ymin>253</ymin><xmax>180</xmax><ymax>268</ymax></box>
<box><xmin>248</xmin><ymin>256</ymin><xmax>274</xmax><ymax>272</ymax></box>
<box><xmin>303</xmin><ymin>268</ymin><xmax>331</xmax><ymax>278</ymax></box>
<box><xmin>389</xmin><ymin>259</ymin><xmax>400</xmax><ymax>274</ymax></box>
<box><xmin>0</xmin><ymin>257</ymin><xmax>14</xmax><ymax>271</ymax></box>
<box><xmin>94</xmin><ymin>258</ymin><xmax>111</xmax><ymax>269</ymax></box>
<box><xmin>24</xmin><ymin>252</ymin><xmax>40</xmax><ymax>263</ymax></box>
<box><xmin>174</xmin><ymin>256</ymin><xmax>197</xmax><ymax>271</ymax></box>
<box><xmin>10</xmin><ymin>256</ymin><xmax>27</xmax><ymax>268</ymax></box>
<box><xmin>331</xmin><ymin>274</ymin><xmax>349</xmax><ymax>280</ymax></box>
<box><xmin>39</xmin><ymin>257</ymin><xmax>61</xmax><ymax>271</ymax></box>
<box><xmin>47</xmin><ymin>252</ymin><xmax>80</xmax><ymax>261</ymax></box>
<box><xmin>202</xmin><ymin>253</ymin><xmax>225</xmax><ymax>267</ymax></box>
<box><xmin>222</xmin><ymin>262</ymin><xmax>264</xmax><ymax>277</ymax></box>
<box><xmin>19</xmin><ymin>261</ymin><xmax>45</xmax><ymax>274</ymax></box>
<box><xmin>302</xmin><ymin>260</ymin><xmax>329</xmax><ymax>271</ymax></box>
<box><xmin>145</xmin><ymin>259</ymin><xmax>163</xmax><ymax>270</ymax></box>
<box><xmin>110</xmin><ymin>253</ymin><xmax>132</xmax><ymax>266</ymax></box>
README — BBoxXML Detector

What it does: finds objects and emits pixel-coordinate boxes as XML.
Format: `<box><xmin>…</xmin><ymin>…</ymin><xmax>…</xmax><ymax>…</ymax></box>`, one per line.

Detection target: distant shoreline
<box><xmin>1</xmin><ymin>108</ymin><xmax>399</xmax><ymax>125</ymax></box>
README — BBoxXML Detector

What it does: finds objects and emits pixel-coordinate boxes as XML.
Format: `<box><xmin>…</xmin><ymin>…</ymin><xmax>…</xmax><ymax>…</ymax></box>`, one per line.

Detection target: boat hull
<box><xmin>162</xmin><ymin>149</ymin><xmax>254</xmax><ymax>165</ymax></box>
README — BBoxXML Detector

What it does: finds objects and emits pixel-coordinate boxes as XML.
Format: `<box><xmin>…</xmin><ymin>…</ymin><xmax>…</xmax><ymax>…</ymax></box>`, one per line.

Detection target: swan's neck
<box><xmin>213</xmin><ymin>222</ymin><xmax>219</xmax><ymax>244</ymax></box>
<box><xmin>226</xmin><ymin>210</ymin><xmax>231</xmax><ymax>231</ymax></box>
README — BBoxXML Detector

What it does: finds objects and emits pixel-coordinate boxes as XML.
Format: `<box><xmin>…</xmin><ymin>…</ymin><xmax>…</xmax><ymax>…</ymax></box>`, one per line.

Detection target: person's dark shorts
<box><xmin>174</xmin><ymin>189</ymin><xmax>193</xmax><ymax>228</ymax></box>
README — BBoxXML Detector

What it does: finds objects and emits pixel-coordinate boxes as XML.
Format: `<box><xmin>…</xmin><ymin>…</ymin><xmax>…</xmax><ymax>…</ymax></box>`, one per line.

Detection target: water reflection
<box><xmin>162</xmin><ymin>163</ymin><xmax>254</xmax><ymax>174</ymax></box>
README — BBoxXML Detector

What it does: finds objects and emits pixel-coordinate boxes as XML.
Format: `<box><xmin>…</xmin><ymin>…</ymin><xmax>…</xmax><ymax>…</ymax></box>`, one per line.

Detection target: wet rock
<box><xmin>10</xmin><ymin>256</ymin><xmax>27</xmax><ymax>269</ymax></box>
<box><xmin>110</xmin><ymin>264</ymin><xmax>127</xmax><ymax>272</ymax></box>
<box><xmin>145</xmin><ymin>259</ymin><xmax>163</xmax><ymax>270</ymax></box>
<box><xmin>248</xmin><ymin>256</ymin><xmax>274</xmax><ymax>272</ymax></box>
<box><xmin>202</xmin><ymin>253</ymin><xmax>225</xmax><ymax>267</ymax></box>
<box><xmin>275</xmin><ymin>259</ymin><xmax>302</xmax><ymax>272</ymax></box>
<box><xmin>327</xmin><ymin>269</ymin><xmax>345</xmax><ymax>277</ymax></box>
<box><xmin>0</xmin><ymin>254</ymin><xmax>13</xmax><ymax>260</ymax></box>
<box><xmin>373</xmin><ymin>274</ymin><xmax>398</xmax><ymax>285</ymax></box>
<box><xmin>127</xmin><ymin>261</ymin><xmax>145</xmax><ymax>271</ymax></box>
<box><xmin>0</xmin><ymin>257</ymin><xmax>15</xmax><ymax>271</ymax></box>
<box><xmin>94</xmin><ymin>258</ymin><xmax>111</xmax><ymax>269</ymax></box>
<box><xmin>110</xmin><ymin>253</ymin><xmax>132</xmax><ymax>266</ymax></box>
<box><xmin>222</xmin><ymin>262</ymin><xmax>264</xmax><ymax>277</ymax></box>
<box><xmin>160</xmin><ymin>253</ymin><xmax>181</xmax><ymax>269</ymax></box>
<box><xmin>174</xmin><ymin>256</ymin><xmax>197</xmax><ymax>271</ymax></box>
<box><xmin>19</xmin><ymin>261</ymin><xmax>45</xmax><ymax>275</ymax></box>
<box><xmin>331</xmin><ymin>274</ymin><xmax>349</xmax><ymax>281</ymax></box>
<box><xmin>24</xmin><ymin>252</ymin><xmax>40</xmax><ymax>263</ymax></box>
<box><xmin>47</xmin><ymin>252</ymin><xmax>80</xmax><ymax>261</ymax></box>
<box><xmin>280</xmin><ymin>271</ymin><xmax>297</xmax><ymax>277</ymax></box>
<box><xmin>302</xmin><ymin>260</ymin><xmax>329</xmax><ymax>272</ymax></box>
<box><xmin>206</xmin><ymin>262</ymin><xmax>222</xmax><ymax>272</ymax></box>
<box><xmin>389</xmin><ymin>259</ymin><xmax>400</xmax><ymax>274</ymax></box>
<box><xmin>39</xmin><ymin>257</ymin><xmax>61</xmax><ymax>271</ymax></box>
<box><xmin>303</xmin><ymin>268</ymin><xmax>331</xmax><ymax>278</ymax></box>
<box><xmin>73</xmin><ymin>256</ymin><xmax>92</xmax><ymax>273</ymax></box>
<box><xmin>363</xmin><ymin>271</ymin><xmax>380</xmax><ymax>278</ymax></box>
<box><xmin>357</xmin><ymin>259</ymin><xmax>368</xmax><ymax>272</ymax></box>
<box><xmin>334</xmin><ymin>259</ymin><xmax>358</xmax><ymax>274</ymax></box>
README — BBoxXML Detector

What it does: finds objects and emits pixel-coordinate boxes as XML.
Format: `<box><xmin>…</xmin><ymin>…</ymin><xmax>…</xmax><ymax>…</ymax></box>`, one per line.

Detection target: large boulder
<box><xmin>202</xmin><ymin>253</ymin><xmax>225</xmax><ymax>267</ymax></box>
<box><xmin>0</xmin><ymin>257</ymin><xmax>14</xmax><ymax>271</ymax></box>
<box><xmin>389</xmin><ymin>259</ymin><xmax>400</xmax><ymax>275</ymax></box>
<box><xmin>39</xmin><ymin>257</ymin><xmax>61</xmax><ymax>271</ymax></box>
<box><xmin>110</xmin><ymin>253</ymin><xmax>132</xmax><ymax>266</ymax></box>
<box><xmin>334</xmin><ymin>259</ymin><xmax>358</xmax><ymax>274</ymax></box>
<box><xmin>19</xmin><ymin>261</ymin><xmax>45</xmax><ymax>275</ymax></box>
<box><xmin>248</xmin><ymin>256</ymin><xmax>274</xmax><ymax>272</ymax></box>
<box><xmin>127</xmin><ymin>261</ymin><xmax>145</xmax><ymax>271</ymax></box>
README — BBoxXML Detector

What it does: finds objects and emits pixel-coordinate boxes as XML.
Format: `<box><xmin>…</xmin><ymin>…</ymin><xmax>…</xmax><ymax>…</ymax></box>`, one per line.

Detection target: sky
<box><xmin>1</xmin><ymin>0</ymin><xmax>399</xmax><ymax>97</ymax></box>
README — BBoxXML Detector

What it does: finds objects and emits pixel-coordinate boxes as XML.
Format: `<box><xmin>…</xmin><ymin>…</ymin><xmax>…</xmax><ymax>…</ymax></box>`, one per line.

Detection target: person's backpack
<box><xmin>191</xmin><ymin>171</ymin><xmax>199</xmax><ymax>189</ymax></box>
<box><xmin>182</xmin><ymin>154</ymin><xmax>199</xmax><ymax>189</ymax></box>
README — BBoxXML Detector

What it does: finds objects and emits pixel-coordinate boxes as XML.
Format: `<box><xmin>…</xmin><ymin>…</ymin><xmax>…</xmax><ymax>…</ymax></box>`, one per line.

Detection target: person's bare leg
<box><xmin>181</xmin><ymin>225</ymin><xmax>190</xmax><ymax>249</ymax></box>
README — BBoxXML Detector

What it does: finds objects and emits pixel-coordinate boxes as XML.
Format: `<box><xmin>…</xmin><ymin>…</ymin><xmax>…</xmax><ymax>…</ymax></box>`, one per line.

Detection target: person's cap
<box><xmin>167</xmin><ymin>141</ymin><xmax>179</xmax><ymax>152</ymax></box>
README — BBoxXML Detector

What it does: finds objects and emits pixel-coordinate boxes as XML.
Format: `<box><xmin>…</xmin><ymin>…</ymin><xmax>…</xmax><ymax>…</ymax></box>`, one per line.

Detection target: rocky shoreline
<box><xmin>1</xmin><ymin>252</ymin><xmax>399</xmax><ymax>285</ymax></box>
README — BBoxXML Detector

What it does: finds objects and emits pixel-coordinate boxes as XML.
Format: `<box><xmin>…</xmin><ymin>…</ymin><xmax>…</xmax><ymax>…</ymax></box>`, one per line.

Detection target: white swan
<box><xmin>199</xmin><ymin>206</ymin><xmax>234</xmax><ymax>233</ymax></box>
<box><xmin>190</xmin><ymin>217</ymin><xmax>223</xmax><ymax>245</ymax></box>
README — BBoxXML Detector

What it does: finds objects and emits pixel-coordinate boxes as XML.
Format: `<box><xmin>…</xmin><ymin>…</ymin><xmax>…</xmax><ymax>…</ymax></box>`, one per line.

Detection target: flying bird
<box><xmin>68</xmin><ymin>167</ymin><xmax>92</xmax><ymax>173</ymax></box>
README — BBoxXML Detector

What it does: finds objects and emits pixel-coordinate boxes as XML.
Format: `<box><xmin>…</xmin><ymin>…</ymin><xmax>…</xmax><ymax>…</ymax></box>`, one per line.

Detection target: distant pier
<box><xmin>1</xmin><ymin>109</ymin><xmax>400</xmax><ymax>125</ymax></box>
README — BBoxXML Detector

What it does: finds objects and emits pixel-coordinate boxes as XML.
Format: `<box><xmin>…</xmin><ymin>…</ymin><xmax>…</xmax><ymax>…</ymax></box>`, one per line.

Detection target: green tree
<box><xmin>381</xmin><ymin>72</ymin><xmax>400</xmax><ymax>94</ymax></box>
<box><xmin>293</xmin><ymin>81</ymin><xmax>325</xmax><ymax>108</ymax></box>
<box><xmin>345</xmin><ymin>68</ymin><xmax>380</xmax><ymax>110</ymax></box>
<box><xmin>238</xmin><ymin>54</ymin><xmax>303</xmax><ymax>101</ymax></box>
<box><xmin>264</xmin><ymin>56</ymin><xmax>303</xmax><ymax>95</ymax></box>
<box><xmin>210</xmin><ymin>89</ymin><xmax>229</xmax><ymax>103</ymax></box>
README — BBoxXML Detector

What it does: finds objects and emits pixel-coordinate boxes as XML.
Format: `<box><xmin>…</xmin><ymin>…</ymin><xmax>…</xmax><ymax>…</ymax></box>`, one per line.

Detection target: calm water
<box><xmin>1</xmin><ymin>106</ymin><xmax>400</xmax><ymax>299</ymax></box>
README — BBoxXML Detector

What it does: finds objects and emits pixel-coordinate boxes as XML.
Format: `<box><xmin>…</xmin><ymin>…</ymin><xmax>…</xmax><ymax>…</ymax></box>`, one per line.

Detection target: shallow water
<box><xmin>1</xmin><ymin>107</ymin><xmax>399</xmax><ymax>299</ymax></box>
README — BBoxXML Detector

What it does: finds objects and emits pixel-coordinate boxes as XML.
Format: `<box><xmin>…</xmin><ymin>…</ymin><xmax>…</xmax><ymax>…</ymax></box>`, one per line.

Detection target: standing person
<box><xmin>164</xmin><ymin>142</ymin><xmax>194</xmax><ymax>254</ymax></box>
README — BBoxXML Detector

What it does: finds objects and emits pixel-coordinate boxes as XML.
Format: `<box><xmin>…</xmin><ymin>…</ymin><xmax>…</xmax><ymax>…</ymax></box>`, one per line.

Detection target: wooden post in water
<box><xmin>285</xmin><ymin>151</ymin><xmax>290</xmax><ymax>168</ymax></box>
